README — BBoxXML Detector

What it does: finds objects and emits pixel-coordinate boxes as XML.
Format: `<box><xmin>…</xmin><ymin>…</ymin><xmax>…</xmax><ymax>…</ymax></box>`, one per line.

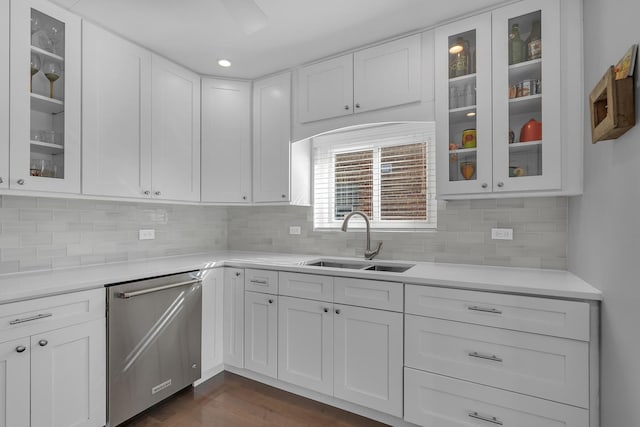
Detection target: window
<box><xmin>313</xmin><ymin>123</ymin><xmax>436</xmax><ymax>230</ymax></box>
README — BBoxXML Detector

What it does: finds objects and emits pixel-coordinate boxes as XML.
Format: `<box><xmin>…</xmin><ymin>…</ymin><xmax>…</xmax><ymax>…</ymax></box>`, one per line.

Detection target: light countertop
<box><xmin>0</xmin><ymin>251</ymin><xmax>602</xmax><ymax>304</ymax></box>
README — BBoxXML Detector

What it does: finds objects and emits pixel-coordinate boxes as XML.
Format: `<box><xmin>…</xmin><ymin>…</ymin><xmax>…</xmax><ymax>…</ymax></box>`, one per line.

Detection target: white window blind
<box><xmin>313</xmin><ymin>122</ymin><xmax>437</xmax><ymax>231</ymax></box>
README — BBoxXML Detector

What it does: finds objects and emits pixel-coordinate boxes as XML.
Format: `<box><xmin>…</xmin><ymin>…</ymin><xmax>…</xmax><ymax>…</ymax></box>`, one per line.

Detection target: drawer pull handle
<box><xmin>9</xmin><ymin>313</ymin><xmax>53</xmax><ymax>325</ymax></box>
<box><xmin>15</xmin><ymin>345</ymin><xmax>26</xmax><ymax>353</ymax></box>
<box><xmin>38</xmin><ymin>340</ymin><xmax>48</xmax><ymax>347</ymax></box>
<box><xmin>250</xmin><ymin>280</ymin><xmax>268</xmax><ymax>285</ymax></box>
<box><xmin>468</xmin><ymin>411</ymin><xmax>503</xmax><ymax>425</ymax></box>
<box><xmin>467</xmin><ymin>305</ymin><xmax>502</xmax><ymax>314</ymax></box>
<box><xmin>468</xmin><ymin>351</ymin><xmax>503</xmax><ymax>363</ymax></box>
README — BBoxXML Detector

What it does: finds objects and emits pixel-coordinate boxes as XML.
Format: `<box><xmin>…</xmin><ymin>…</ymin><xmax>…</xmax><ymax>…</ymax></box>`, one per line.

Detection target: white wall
<box><xmin>568</xmin><ymin>0</ymin><xmax>640</xmax><ymax>425</ymax></box>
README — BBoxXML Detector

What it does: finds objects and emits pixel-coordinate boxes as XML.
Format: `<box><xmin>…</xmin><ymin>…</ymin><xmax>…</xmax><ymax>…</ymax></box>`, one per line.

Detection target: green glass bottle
<box><xmin>508</xmin><ymin>23</ymin><xmax>525</xmax><ymax>65</ymax></box>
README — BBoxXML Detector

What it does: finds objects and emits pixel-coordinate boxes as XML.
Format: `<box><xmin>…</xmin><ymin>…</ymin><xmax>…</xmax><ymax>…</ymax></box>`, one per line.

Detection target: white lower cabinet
<box><xmin>244</xmin><ymin>291</ymin><xmax>278</xmax><ymax>378</ymax></box>
<box><xmin>404</xmin><ymin>367</ymin><xmax>589</xmax><ymax>427</ymax></box>
<box><xmin>333</xmin><ymin>304</ymin><xmax>403</xmax><ymax>418</ymax></box>
<box><xmin>223</xmin><ymin>268</ymin><xmax>245</xmax><ymax>368</ymax></box>
<box><xmin>0</xmin><ymin>338</ymin><xmax>30</xmax><ymax>427</ymax></box>
<box><xmin>200</xmin><ymin>268</ymin><xmax>224</xmax><ymax>380</ymax></box>
<box><xmin>0</xmin><ymin>318</ymin><xmax>106</xmax><ymax>427</ymax></box>
<box><xmin>277</xmin><ymin>296</ymin><xmax>333</xmax><ymax>395</ymax></box>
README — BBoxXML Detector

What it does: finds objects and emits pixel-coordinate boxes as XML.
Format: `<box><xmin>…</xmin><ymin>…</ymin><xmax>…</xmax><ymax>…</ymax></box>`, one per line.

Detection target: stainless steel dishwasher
<box><xmin>107</xmin><ymin>271</ymin><xmax>202</xmax><ymax>427</ymax></box>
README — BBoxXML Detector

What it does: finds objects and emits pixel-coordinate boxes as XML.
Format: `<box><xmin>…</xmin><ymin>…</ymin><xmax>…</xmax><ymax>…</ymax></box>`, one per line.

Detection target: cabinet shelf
<box><xmin>508</xmin><ymin>58</ymin><xmax>541</xmax><ymax>83</ymax></box>
<box><xmin>449</xmin><ymin>105</ymin><xmax>477</xmax><ymax>123</ymax></box>
<box><xmin>30</xmin><ymin>45</ymin><xmax>64</xmax><ymax>63</ymax></box>
<box><xmin>449</xmin><ymin>73</ymin><xmax>477</xmax><ymax>84</ymax></box>
<box><xmin>508</xmin><ymin>140</ymin><xmax>542</xmax><ymax>152</ymax></box>
<box><xmin>509</xmin><ymin>94</ymin><xmax>541</xmax><ymax>115</ymax></box>
<box><xmin>30</xmin><ymin>141</ymin><xmax>64</xmax><ymax>155</ymax></box>
<box><xmin>30</xmin><ymin>93</ymin><xmax>64</xmax><ymax>114</ymax></box>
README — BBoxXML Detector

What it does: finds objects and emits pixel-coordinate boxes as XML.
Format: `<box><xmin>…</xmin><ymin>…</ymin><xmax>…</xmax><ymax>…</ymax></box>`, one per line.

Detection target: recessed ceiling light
<box><xmin>218</xmin><ymin>59</ymin><xmax>232</xmax><ymax>67</ymax></box>
<box><xmin>466</xmin><ymin>112</ymin><xmax>476</xmax><ymax>117</ymax></box>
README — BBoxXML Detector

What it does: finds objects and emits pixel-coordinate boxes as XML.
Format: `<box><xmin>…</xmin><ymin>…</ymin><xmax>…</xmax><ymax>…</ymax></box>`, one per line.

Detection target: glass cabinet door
<box><xmin>9</xmin><ymin>0</ymin><xmax>80</xmax><ymax>193</ymax></box>
<box><xmin>492</xmin><ymin>0</ymin><xmax>561</xmax><ymax>192</ymax></box>
<box><xmin>435</xmin><ymin>13</ymin><xmax>493</xmax><ymax>196</ymax></box>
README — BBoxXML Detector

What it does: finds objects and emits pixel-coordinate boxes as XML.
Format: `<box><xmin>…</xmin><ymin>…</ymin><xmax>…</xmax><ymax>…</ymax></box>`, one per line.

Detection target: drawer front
<box><xmin>0</xmin><ymin>288</ymin><xmax>105</xmax><ymax>343</ymax></box>
<box><xmin>245</xmin><ymin>269</ymin><xmax>279</xmax><ymax>294</ymax></box>
<box><xmin>404</xmin><ymin>367</ymin><xmax>589</xmax><ymax>427</ymax></box>
<box><xmin>334</xmin><ymin>277</ymin><xmax>402</xmax><ymax>312</ymax></box>
<box><xmin>405</xmin><ymin>285</ymin><xmax>590</xmax><ymax>340</ymax></box>
<box><xmin>405</xmin><ymin>315</ymin><xmax>589</xmax><ymax>408</ymax></box>
<box><xmin>279</xmin><ymin>272</ymin><xmax>333</xmax><ymax>302</ymax></box>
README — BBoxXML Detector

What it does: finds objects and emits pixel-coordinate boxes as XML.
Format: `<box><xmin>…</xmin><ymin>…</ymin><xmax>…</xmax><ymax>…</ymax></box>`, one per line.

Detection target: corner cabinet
<box><xmin>9</xmin><ymin>0</ymin><xmax>81</xmax><ymax>193</ymax></box>
<box><xmin>436</xmin><ymin>0</ymin><xmax>582</xmax><ymax>198</ymax></box>
<box><xmin>201</xmin><ymin>78</ymin><xmax>252</xmax><ymax>203</ymax></box>
<box><xmin>252</xmin><ymin>72</ymin><xmax>292</xmax><ymax>203</ymax></box>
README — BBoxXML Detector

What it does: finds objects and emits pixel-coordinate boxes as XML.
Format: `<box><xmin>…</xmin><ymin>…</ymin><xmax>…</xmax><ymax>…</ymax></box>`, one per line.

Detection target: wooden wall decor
<box><xmin>589</xmin><ymin>67</ymin><xmax>636</xmax><ymax>143</ymax></box>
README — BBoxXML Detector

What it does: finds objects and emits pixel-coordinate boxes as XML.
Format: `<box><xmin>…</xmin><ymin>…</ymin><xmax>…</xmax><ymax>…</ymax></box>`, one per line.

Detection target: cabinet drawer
<box><xmin>334</xmin><ymin>277</ymin><xmax>402</xmax><ymax>312</ymax></box>
<box><xmin>0</xmin><ymin>288</ymin><xmax>105</xmax><ymax>343</ymax></box>
<box><xmin>405</xmin><ymin>315</ymin><xmax>589</xmax><ymax>408</ymax></box>
<box><xmin>404</xmin><ymin>368</ymin><xmax>589</xmax><ymax>427</ymax></box>
<box><xmin>245</xmin><ymin>269</ymin><xmax>278</xmax><ymax>294</ymax></box>
<box><xmin>405</xmin><ymin>285</ymin><xmax>590</xmax><ymax>340</ymax></box>
<box><xmin>279</xmin><ymin>272</ymin><xmax>333</xmax><ymax>302</ymax></box>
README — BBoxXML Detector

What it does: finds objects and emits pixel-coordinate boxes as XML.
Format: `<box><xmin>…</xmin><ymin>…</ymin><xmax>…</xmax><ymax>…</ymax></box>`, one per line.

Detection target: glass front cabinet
<box><xmin>436</xmin><ymin>0</ymin><xmax>580</xmax><ymax>198</ymax></box>
<box><xmin>9</xmin><ymin>0</ymin><xmax>81</xmax><ymax>193</ymax></box>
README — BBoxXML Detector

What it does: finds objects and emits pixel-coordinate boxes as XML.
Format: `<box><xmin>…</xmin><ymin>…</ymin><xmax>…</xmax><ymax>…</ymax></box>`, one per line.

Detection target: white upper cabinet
<box><xmin>9</xmin><ymin>0</ymin><xmax>81</xmax><ymax>193</ymax></box>
<box><xmin>0</xmin><ymin>0</ymin><xmax>8</xmax><ymax>189</ymax></box>
<box><xmin>436</xmin><ymin>0</ymin><xmax>581</xmax><ymax>198</ymax></box>
<box><xmin>252</xmin><ymin>71</ymin><xmax>292</xmax><ymax>203</ymax></box>
<box><xmin>82</xmin><ymin>22</ymin><xmax>152</xmax><ymax>198</ymax></box>
<box><xmin>297</xmin><ymin>54</ymin><xmax>353</xmax><ymax>123</ymax></box>
<box><xmin>201</xmin><ymin>78</ymin><xmax>252</xmax><ymax>203</ymax></box>
<box><xmin>353</xmin><ymin>34</ymin><xmax>421</xmax><ymax>113</ymax></box>
<box><xmin>296</xmin><ymin>34</ymin><xmax>421</xmax><ymax>124</ymax></box>
<box><xmin>151</xmin><ymin>54</ymin><xmax>201</xmax><ymax>202</ymax></box>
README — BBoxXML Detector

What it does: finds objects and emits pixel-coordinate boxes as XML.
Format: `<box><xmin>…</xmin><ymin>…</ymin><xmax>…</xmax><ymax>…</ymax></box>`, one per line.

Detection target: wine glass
<box><xmin>30</xmin><ymin>53</ymin><xmax>41</xmax><ymax>93</ymax></box>
<box><xmin>47</xmin><ymin>24</ymin><xmax>62</xmax><ymax>54</ymax></box>
<box><xmin>30</xmin><ymin>14</ymin><xmax>41</xmax><ymax>35</ymax></box>
<box><xmin>42</xmin><ymin>61</ymin><xmax>61</xmax><ymax>98</ymax></box>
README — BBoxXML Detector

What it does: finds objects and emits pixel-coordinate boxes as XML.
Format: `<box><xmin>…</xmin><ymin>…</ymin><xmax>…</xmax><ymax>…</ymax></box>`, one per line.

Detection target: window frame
<box><xmin>312</xmin><ymin>123</ymin><xmax>437</xmax><ymax>231</ymax></box>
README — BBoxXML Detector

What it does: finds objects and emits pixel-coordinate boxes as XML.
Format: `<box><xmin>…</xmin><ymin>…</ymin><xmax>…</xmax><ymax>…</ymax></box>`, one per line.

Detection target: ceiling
<box><xmin>52</xmin><ymin>0</ymin><xmax>512</xmax><ymax>79</ymax></box>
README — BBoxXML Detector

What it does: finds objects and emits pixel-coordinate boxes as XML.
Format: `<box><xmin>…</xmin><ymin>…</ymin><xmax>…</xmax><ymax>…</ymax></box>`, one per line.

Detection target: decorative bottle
<box><xmin>508</xmin><ymin>23</ymin><xmax>525</xmax><ymax>65</ymax></box>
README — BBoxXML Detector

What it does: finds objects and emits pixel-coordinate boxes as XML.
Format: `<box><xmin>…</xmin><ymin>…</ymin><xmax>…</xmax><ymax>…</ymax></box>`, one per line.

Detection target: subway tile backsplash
<box><xmin>0</xmin><ymin>195</ymin><xmax>567</xmax><ymax>274</ymax></box>
<box><xmin>0</xmin><ymin>196</ymin><xmax>228</xmax><ymax>274</ymax></box>
<box><xmin>228</xmin><ymin>197</ymin><xmax>568</xmax><ymax>270</ymax></box>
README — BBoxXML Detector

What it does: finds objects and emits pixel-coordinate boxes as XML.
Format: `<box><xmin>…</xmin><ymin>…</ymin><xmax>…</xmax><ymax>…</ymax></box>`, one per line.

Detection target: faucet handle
<box><xmin>365</xmin><ymin>241</ymin><xmax>383</xmax><ymax>260</ymax></box>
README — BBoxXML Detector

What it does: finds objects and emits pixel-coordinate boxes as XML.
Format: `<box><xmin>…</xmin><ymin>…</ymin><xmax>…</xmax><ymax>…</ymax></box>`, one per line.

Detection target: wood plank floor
<box><xmin>123</xmin><ymin>371</ymin><xmax>390</xmax><ymax>427</ymax></box>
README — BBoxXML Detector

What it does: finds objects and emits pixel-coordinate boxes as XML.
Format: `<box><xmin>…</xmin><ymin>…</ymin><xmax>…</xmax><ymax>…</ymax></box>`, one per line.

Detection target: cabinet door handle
<box><xmin>468</xmin><ymin>411</ymin><xmax>503</xmax><ymax>425</ymax></box>
<box><xmin>154</xmin><ymin>191</ymin><xmax>161</xmax><ymax>196</ymax></box>
<box><xmin>468</xmin><ymin>351</ymin><xmax>503</xmax><ymax>363</ymax></box>
<box><xmin>268</xmin><ymin>299</ymin><xmax>274</xmax><ymax>304</ymax></box>
<box><xmin>0</xmin><ymin>177</ymin><xmax>3</xmax><ymax>184</ymax></box>
<box><xmin>355</xmin><ymin>103</ymin><xmax>360</xmax><ymax>109</ymax></box>
<box><xmin>497</xmin><ymin>182</ymin><xmax>504</xmax><ymax>188</ymax></box>
<box><xmin>17</xmin><ymin>179</ymin><xmax>25</xmax><ymax>185</ymax></box>
<box><xmin>481</xmin><ymin>183</ymin><xmax>488</xmax><ymax>189</ymax></box>
<box><xmin>9</xmin><ymin>313</ymin><xmax>53</xmax><ymax>325</ymax></box>
<box><xmin>281</xmin><ymin>194</ymin><xmax>287</xmax><ymax>199</ymax></box>
<box><xmin>38</xmin><ymin>339</ymin><xmax>48</xmax><ymax>347</ymax></box>
<box><xmin>344</xmin><ymin>105</ymin><xmax>350</xmax><ymax>110</ymax></box>
<box><xmin>15</xmin><ymin>345</ymin><xmax>26</xmax><ymax>353</ymax></box>
<box><xmin>143</xmin><ymin>190</ymin><xmax>151</xmax><ymax>195</ymax></box>
<box><xmin>242</xmin><ymin>195</ymin><xmax>247</xmax><ymax>200</ymax></box>
<box><xmin>335</xmin><ymin>309</ymin><xmax>341</xmax><ymax>315</ymax></box>
<box><xmin>323</xmin><ymin>307</ymin><xmax>329</xmax><ymax>313</ymax></box>
<box><xmin>467</xmin><ymin>305</ymin><xmax>502</xmax><ymax>315</ymax></box>
<box><xmin>235</xmin><ymin>272</ymin><xmax>241</xmax><ymax>277</ymax></box>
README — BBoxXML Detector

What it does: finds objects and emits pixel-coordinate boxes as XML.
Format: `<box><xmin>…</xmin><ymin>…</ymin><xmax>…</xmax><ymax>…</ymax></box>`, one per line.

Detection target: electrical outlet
<box><xmin>289</xmin><ymin>226</ymin><xmax>301</xmax><ymax>235</ymax></box>
<box><xmin>139</xmin><ymin>229</ymin><xmax>155</xmax><ymax>240</ymax></box>
<box><xmin>491</xmin><ymin>228</ymin><xmax>513</xmax><ymax>240</ymax></box>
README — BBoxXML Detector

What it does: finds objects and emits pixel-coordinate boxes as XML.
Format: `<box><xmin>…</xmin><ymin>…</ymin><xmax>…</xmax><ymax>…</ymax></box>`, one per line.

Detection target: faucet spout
<box><xmin>340</xmin><ymin>211</ymin><xmax>383</xmax><ymax>260</ymax></box>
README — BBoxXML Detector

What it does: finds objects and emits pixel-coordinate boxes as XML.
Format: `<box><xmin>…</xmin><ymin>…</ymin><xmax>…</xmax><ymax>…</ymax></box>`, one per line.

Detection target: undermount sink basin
<box><xmin>304</xmin><ymin>259</ymin><xmax>415</xmax><ymax>273</ymax></box>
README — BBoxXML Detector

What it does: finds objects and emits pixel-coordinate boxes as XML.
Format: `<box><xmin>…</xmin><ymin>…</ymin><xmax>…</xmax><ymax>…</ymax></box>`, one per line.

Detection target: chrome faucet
<box><xmin>340</xmin><ymin>211</ymin><xmax>383</xmax><ymax>260</ymax></box>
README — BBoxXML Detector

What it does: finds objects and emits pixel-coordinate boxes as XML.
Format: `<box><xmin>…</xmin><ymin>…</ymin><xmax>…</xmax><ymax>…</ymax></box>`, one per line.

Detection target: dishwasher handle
<box><xmin>117</xmin><ymin>279</ymin><xmax>201</xmax><ymax>299</ymax></box>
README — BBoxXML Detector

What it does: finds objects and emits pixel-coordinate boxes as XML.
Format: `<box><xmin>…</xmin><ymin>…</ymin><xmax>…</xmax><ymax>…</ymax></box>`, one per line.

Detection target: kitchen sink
<box><xmin>304</xmin><ymin>260</ymin><xmax>371</xmax><ymax>269</ymax></box>
<box><xmin>304</xmin><ymin>259</ymin><xmax>414</xmax><ymax>273</ymax></box>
